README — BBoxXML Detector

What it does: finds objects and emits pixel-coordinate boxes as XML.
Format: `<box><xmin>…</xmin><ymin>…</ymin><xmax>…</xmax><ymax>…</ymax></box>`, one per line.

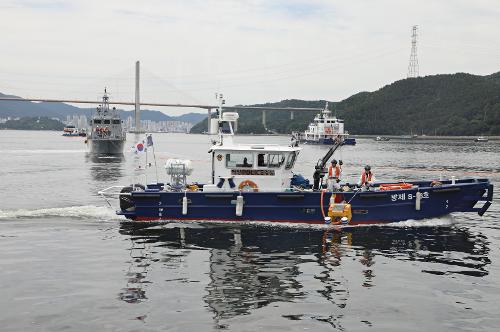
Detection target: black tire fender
<box><xmin>119</xmin><ymin>184</ymin><xmax>145</xmax><ymax>211</ymax></box>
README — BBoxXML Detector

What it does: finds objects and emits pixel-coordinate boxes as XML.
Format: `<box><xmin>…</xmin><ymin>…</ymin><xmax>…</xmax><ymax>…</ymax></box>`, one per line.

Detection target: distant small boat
<box><xmin>475</xmin><ymin>136</ymin><xmax>488</xmax><ymax>142</ymax></box>
<box><xmin>62</xmin><ymin>125</ymin><xmax>86</xmax><ymax>137</ymax></box>
<box><xmin>375</xmin><ymin>136</ymin><xmax>390</xmax><ymax>141</ymax></box>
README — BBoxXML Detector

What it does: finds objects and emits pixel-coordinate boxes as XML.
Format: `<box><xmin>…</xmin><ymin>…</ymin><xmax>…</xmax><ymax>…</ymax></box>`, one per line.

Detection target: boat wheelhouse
<box><xmin>205</xmin><ymin>143</ymin><xmax>300</xmax><ymax>193</ymax></box>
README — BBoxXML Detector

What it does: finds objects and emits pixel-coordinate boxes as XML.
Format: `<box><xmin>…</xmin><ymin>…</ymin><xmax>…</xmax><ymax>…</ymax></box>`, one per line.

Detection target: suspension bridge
<box><xmin>0</xmin><ymin>61</ymin><xmax>324</xmax><ymax>132</ymax></box>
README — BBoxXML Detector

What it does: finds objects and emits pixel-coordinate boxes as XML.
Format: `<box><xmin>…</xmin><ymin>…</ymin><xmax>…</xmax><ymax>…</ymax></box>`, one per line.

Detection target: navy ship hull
<box><xmin>89</xmin><ymin>139</ymin><xmax>125</xmax><ymax>155</ymax></box>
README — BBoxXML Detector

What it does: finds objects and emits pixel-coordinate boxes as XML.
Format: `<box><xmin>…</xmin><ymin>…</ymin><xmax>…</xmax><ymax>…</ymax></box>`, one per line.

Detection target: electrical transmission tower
<box><xmin>407</xmin><ymin>25</ymin><xmax>419</xmax><ymax>78</ymax></box>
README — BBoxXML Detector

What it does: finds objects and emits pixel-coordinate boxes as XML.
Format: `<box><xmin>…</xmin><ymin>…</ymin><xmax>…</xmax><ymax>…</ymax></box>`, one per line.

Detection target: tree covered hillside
<box><xmin>190</xmin><ymin>72</ymin><xmax>500</xmax><ymax>135</ymax></box>
<box><xmin>0</xmin><ymin>117</ymin><xmax>65</xmax><ymax>130</ymax></box>
<box><xmin>337</xmin><ymin>73</ymin><xmax>500</xmax><ymax>135</ymax></box>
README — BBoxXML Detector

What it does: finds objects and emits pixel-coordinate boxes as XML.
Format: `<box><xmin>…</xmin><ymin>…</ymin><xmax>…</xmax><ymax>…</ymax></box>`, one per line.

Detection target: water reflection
<box><xmin>118</xmin><ymin>233</ymin><xmax>150</xmax><ymax>303</ymax></box>
<box><xmin>118</xmin><ymin>223</ymin><xmax>490</xmax><ymax>325</ymax></box>
<box><xmin>85</xmin><ymin>154</ymin><xmax>124</xmax><ymax>182</ymax></box>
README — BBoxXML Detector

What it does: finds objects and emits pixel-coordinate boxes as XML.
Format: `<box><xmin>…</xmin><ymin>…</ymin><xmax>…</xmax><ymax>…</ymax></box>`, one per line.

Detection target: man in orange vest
<box><xmin>358</xmin><ymin>165</ymin><xmax>375</xmax><ymax>189</ymax></box>
<box><xmin>328</xmin><ymin>159</ymin><xmax>342</xmax><ymax>191</ymax></box>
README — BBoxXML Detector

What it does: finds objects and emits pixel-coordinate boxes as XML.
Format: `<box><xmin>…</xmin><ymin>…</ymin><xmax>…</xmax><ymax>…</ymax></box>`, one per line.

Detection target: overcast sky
<box><xmin>1</xmin><ymin>0</ymin><xmax>500</xmax><ymax>115</ymax></box>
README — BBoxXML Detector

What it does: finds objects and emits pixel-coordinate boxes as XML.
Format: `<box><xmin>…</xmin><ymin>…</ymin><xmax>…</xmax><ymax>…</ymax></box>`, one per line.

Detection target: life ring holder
<box><xmin>238</xmin><ymin>180</ymin><xmax>259</xmax><ymax>192</ymax></box>
<box><xmin>379</xmin><ymin>183</ymin><xmax>413</xmax><ymax>191</ymax></box>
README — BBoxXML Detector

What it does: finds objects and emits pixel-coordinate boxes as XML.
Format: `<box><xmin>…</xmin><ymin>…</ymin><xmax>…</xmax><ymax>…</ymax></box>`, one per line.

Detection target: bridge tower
<box><xmin>134</xmin><ymin>60</ymin><xmax>142</xmax><ymax>132</ymax></box>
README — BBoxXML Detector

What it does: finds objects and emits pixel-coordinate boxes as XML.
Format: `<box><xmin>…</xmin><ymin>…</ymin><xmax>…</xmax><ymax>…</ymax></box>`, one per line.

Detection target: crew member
<box><xmin>328</xmin><ymin>160</ymin><xmax>341</xmax><ymax>191</ymax></box>
<box><xmin>358</xmin><ymin>165</ymin><xmax>375</xmax><ymax>189</ymax></box>
<box><xmin>337</xmin><ymin>160</ymin><xmax>343</xmax><ymax>181</ymax></box>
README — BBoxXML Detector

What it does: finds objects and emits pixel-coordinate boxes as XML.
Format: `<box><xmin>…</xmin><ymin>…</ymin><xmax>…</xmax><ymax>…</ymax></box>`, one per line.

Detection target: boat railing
<box><xmin>98</xmin><ymin>185</ymin><xmax>131</xmax><ymax>209</ymax></box>
<box><xmin>97</xmin><ymin>185</ymin><xmax>129</xmax><ymax>197</ymax></box>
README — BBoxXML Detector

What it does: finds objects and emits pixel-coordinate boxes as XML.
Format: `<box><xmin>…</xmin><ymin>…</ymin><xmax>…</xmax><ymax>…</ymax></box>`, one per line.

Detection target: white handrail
<box><xmin>98</xmin><ymin>185</ymin><xmax>128</xmax><ymax>196</ymax></box>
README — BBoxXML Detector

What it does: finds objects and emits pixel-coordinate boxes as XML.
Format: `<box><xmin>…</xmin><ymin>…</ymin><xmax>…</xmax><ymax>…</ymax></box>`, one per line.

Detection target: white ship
<box><xmin>295</xmin><ymin>103</ymin><xmax>355</xmax><ymax>145</ymax></box>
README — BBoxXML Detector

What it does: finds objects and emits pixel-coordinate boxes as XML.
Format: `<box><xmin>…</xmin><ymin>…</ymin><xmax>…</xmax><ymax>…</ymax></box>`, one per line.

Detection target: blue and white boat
<box><xmin>295</xmin><ymin>104</ymin><xmax>356</xmax><ymax>145</ymax></box>
<box><xmin>62</xmin><ymin>125</ymin><xmax>86</xmax><ymax>137</ymax></box>
<box><xmin>100</xmin><ymin>97</ymin><xmax>493</xmax><ymax>226</ymax></box>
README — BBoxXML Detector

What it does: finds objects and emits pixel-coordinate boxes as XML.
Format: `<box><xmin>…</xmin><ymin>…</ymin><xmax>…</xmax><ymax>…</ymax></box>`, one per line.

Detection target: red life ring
<box><xmin>379</xmin><ymin>183</ymin><xmax>413</xmax><ymax>191</ymax></box>
<box><xmin>238</xmin><ymin>180</ymin><xmax>259</xmax><ymax>192</ymax></box>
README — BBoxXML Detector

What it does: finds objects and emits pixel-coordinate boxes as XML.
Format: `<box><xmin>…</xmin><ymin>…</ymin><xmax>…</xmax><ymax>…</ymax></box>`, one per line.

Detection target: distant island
<box><xmin>0</xmin><ymin>117</ymin><xmax>65</xmax><ymax>130</ymax></box>
<box><xmin>190</xmin><ymin>71</ymin><xmax>500</xmax><ymax>136</ymax></box>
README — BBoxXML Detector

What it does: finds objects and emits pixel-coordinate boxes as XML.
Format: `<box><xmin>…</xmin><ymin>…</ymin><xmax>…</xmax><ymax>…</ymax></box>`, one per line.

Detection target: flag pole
<box><xmin>144</xmin><ymin>135</ymin><xmax>148</xmax><ymax>185</ymax></box>
<box><xmin>146</xmin><ymin>134</ymin><xmax>159</xmax><ymax>183</ymax></box>
<box><xmin>152</xmin><ymin>144</ymin><xmax>158</xmax><ymax>183</ymax></box>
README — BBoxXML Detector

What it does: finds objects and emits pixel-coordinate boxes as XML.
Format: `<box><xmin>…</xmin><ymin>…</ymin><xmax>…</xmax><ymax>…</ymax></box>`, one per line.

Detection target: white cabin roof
<box><xmin>210</xmin><ymin>144</ymin><xmax>301</xmax><ymax>153</ymax></box>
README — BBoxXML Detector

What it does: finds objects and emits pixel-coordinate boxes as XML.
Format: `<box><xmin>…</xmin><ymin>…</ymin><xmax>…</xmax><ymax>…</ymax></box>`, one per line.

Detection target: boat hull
<box><xmin>117</xmin><ymin>179</ymin><xmax>493</xmax><ymax>225</ymax></box>
<box><xmin>301</xmin><ymin>137</ymin><xmax>356</xmax><ymax>145</ymax></box>
<box><xmin>89</xmin><ymin>139</ymin><xmax>125</xmax><ymax>154</ymax></box>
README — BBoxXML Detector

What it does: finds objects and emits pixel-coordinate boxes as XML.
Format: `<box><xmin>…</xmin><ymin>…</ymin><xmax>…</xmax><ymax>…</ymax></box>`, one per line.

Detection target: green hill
<box><xmin>0</xmin><ymin>117</ymin><xmax>65</xmax><ymax>130</ymax></box>
<box><xmin>190</xmin><ymin>72</ymin><xmax>500</xmax><ymax>135</ymax></box>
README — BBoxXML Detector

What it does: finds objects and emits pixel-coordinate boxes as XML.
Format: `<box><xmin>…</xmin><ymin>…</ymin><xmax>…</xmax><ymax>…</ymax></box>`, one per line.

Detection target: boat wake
<box><xmin>0</xmin><ymin>206</ymin><xmax>457</xmax><ymax>228</ymax></box>
<box><xmin>130</xmin><ymin>216</ymin><xmax>457</xmax><ymax>231</ymax></box>
<box><xmin>376</xmin><ymin>215</ymin><xmax>456</xmax><ymax>228</ymax></box>
<box><xmin>0</xmin><ymin>205</ymin><xmax>121</xmax><ymax>221</ymax></box>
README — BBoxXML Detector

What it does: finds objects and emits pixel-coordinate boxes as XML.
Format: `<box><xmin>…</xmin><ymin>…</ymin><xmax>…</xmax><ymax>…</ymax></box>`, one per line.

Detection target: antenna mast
<box><xmin>407</xmin><ymin>25</ymin><xmax>419</xmax><ymax>78</ymax></box>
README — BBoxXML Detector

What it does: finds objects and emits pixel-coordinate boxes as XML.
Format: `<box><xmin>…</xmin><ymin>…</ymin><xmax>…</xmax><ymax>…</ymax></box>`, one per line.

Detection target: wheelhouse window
<box><xmin>268</xmin><ymin>154</ymin><xmax>285</xmax><ymax>168</ymax></box>
<box><xmin>226</xmin><ymin>153</ymin><xmax>253</xmax><ymax>168</ymax></box>
<box><xmin>104</xmin><ymin>120</ymin><xmax>111</xmax><ymax>124</ymax></box>
<box><xmin>256</xmin><ymin>153</ymin><xmax>285</xmax><ymax>168</ymax></box>
<box><xmin>93</xmin><ymin>119</ymin><xmax>102</xmax><ymax>124</ymax></box>
<box><xmin>112</xmin><ymin>119</ymin><xmax>121</xmax><ymax>124</ymax></box>
<box><xmin>285</xmin><ymin>152</ymin><xmax>297</xmax><ymax>170</ymax></box>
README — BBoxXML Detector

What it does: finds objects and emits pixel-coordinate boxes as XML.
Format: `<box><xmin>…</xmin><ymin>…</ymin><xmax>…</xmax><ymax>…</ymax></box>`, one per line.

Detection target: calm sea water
<box><xmin>0</xmin><ymin>130</ymin><xmax>499</xmax><ymax>331</ymax></box>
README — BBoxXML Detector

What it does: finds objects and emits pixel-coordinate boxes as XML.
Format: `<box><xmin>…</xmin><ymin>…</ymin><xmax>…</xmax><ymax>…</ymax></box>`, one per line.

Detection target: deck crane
<box><xmin>312</xmin><ymin>137</ymin><xmax>343</xmax><ymax>190</ymax></box>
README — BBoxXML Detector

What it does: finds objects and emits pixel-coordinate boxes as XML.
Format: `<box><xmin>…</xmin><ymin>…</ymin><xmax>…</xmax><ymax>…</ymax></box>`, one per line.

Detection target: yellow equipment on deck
<box><xmin>328</xmin><ymin>201</ymin><xmax>352</xmax><ymax>224</ymax></box>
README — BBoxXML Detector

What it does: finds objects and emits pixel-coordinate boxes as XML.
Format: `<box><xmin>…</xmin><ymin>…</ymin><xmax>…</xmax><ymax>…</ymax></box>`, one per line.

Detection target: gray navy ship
<box><xmin>86</xmin><ymin>89</ymin><xmax>126</xmax><ymax>154</ymax></box>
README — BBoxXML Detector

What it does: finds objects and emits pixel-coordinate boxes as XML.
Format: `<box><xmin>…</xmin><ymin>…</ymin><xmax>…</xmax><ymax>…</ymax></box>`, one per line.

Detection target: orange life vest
<box><xmin>335</xmin><ymin>165</ymin><xmax>341</xmax><ymax>178</ymax></box>
<box><xmin>328</xmin><ymin>164</ymin><xmax>342</xmax><ymax>178</ymax></box>
<box><xmin>361</xmin><ymin>171</ymin><xmax>373</xmax><ymax>185</ymax></box>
